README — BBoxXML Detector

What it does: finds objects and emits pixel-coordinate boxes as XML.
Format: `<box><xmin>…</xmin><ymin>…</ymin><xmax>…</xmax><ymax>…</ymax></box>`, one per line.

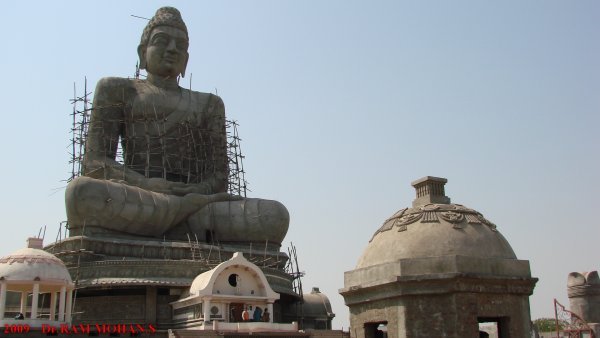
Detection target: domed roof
<box><xmin>0</xmin><ymin>238</ymin><xmax>72</xmax><ymax>284</ymax></box>
<box><xmin>357</xmin><ymin>177</ymin><xmax>517</xmax><ymax>270</ymax></box>
<box><xmin>568</xmin><ymin>271</ymin><xmax>600</xmax><ymax>287</ymax></box>
<box><xmin>188</xmin><ymin>252</ymin><xmax>278</xmax><ymax>300</ymax></box>
<box><xmin>302</xmin><ymin>287</ymin><xmax>334</xmax><ymax>319</ymax></box>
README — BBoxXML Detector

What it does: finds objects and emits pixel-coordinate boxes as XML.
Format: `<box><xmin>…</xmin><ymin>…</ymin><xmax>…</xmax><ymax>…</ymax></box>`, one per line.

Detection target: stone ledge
<box><xmin>344</xmin><ymin>254</ymin><xmax>531</xmax><ymax>288</ymax></box>
<box><xmin>340</xmin><ymin>272</ymin><xmax>538</xmax><ymax>305</ymax></box>
<box><xmin>46</xmin><ymin>236</ymin><xmax>288</xmax><ymax>270</ymax></box>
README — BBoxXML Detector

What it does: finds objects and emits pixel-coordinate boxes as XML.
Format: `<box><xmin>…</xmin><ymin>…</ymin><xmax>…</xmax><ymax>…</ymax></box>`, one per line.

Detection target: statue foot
<box><xmin>186</xmin><ymin>198</ymin><xmax>289</xmax><ymax>245</ymax></box>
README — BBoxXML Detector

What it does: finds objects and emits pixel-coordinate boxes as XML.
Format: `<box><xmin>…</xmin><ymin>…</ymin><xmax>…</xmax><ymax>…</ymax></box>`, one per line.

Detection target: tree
<box><xmin>533</xmin><ymin>318</ymin><xmax>566</xmax><ymax>332</ymax></box>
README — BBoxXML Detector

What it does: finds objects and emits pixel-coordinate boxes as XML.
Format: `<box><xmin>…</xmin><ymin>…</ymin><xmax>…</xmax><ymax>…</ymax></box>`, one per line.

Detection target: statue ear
<box><xmin>180</xmin><ymin>53</ymin><xmax>189</xmax><ymax>78</ymax></box>
<box><xmin>137</xmin><ymin>44</ymin><xmax>147</xmax><ymax>69</ymax></box>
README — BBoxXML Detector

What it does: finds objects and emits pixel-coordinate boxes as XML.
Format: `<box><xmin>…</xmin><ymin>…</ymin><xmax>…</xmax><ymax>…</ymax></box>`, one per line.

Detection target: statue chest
<box><xmin>127</xmin><ymin>90</ymin><xmax>210</xmax><ymax>137</ymax></box>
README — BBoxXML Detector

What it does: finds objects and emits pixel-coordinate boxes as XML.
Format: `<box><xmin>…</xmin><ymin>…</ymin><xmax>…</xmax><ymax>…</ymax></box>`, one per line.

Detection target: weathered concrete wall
<box><xmin>73</xmin><ymin>295</ymin><xmax>145</xmax><ymax>323</ymax></box>
<box><xmin>347</xmin><ymin>292</ymin><xmax>532</xmax><ymax>338</ymax></box>
<box><xmin>342</xmin><ymin>275</ymin><xmax>536</xmax><ymax>338</ymax></box>
<box><xmin>348</xmin><ymin>297</ymin><xmax>403</xmax><ymax>338</ymax></box>
<box><xmin>568</xmin><ymin>271</ymin><xmax>600</xmax><ymax>325</ymax></box>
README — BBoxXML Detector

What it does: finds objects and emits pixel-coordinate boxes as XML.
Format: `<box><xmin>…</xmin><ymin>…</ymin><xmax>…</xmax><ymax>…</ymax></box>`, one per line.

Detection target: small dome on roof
<box><xmin>188</xmin><ymin>252</ymin><xmax>278</xmax><ymax>300</ymax></box>
<box><xmin>0</xmin><ymin>238</ymin><xmax>72</xmax><ymax>284</ymax></box>
<box><xmin>302</xmin><ymin>287</ymin><xmax>334</xmax><ymax>319</ymax></box>
<box><xmin>357</xmin><ymin>177</ymin><xmax>517</xmax><ymax>270</ymax></box>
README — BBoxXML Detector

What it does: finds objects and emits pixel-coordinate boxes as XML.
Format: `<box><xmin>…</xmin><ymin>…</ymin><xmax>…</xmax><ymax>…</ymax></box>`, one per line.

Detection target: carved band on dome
<box><xmin>421</xmin><ymin>211</ymin><xmax>439</xmax><ymax>223</ymax></box>
<box><xmin>370</xmin><ymin>220</ymin><xmax>396</xmax><ymax>242</ymax></box>
<box><xmin>0</xmin><ymin>256</ymin><xmax>63</xmax><ymax>265</ymax></box>
<box><xmin>379</xmin><ymin>220</ymin><xmax>394</xmax><ymax>233</ymax></box>
<box><xmin>388</xmin><ymin>208</ymin><xmax>407</xmax><ymax>220</ymax></box>
<box><xmin>477</xmin><ymin>214</ymin><xmax>497</xmax><ymax>231</ymax></box>
<box><xmin>395</xmin><ymin>212</ymin><xmax>422</xmax><ymax>226</ymax></box>
<box><xmin>420</xmin><ymin>204</ymin><xmax>440</xmax><ymax>211</ymax></box>
<box><xmin>465</xmin><ymin>213</ymin><xmax>482</xmax><ymax>224</ymax></box>
<box><xmin>369</xmin><ymin>205</ymin><xmax>501</xmax><ymax>241</ymax></box>
<box><xmin>439</xmin><ymin>211</ymin><xmax>465</xmax><ymax>229</ymax></box>
<box><xmin>370</xmin><ymin>208</ymin><xmax>409</xmax><ymax>241</ymax></box>
<box><xmin>440</xmin><ymin>211</ymin><xmax>464</xmax><ymax>223</ymax></box>
<box><xmin>452</xmin><ymin>204</ymin><xmax>470</xmax><ymax>211</ymax></box>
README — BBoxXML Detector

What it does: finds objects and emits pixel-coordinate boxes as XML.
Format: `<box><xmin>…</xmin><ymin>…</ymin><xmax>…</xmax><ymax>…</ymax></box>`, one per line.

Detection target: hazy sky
<box><xmin>0</xmin><ymin>0</ymin><xmax>598</xmax><ymax>330</ymax></box>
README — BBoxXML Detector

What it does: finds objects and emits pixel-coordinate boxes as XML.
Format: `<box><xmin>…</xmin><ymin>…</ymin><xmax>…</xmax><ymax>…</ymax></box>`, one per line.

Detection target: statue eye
<box><xmin>151</xmin><ymin>36</ymin><xmax>169</xmax><ymax>47</ymax></box>
<box><xmin>177</xmin><ymin>41</ymin><xmax>189</xmax><ymax>51</ymax></box>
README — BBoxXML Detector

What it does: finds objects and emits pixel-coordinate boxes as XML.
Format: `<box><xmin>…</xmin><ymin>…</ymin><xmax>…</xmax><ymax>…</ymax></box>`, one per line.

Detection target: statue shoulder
<box><xmin>207</xmin><ymin>93</ymin><xmax>225</xmax><ymax>117</ymax></box>
<box><xmin>94</xmin><ymin>77</ymin><xmax>137</xmax><ymax>103</ymax></box>
<box><xmin>185</xmin><ymin>90</ymin><xmax>225</xmax><ymax>115</ymax></box>
<box><xmin>208</xmin><ymin>93</ymin><xmax>225</xmax><ymax>112</ymax></box>
<box><xmin>95</xmin><ymin>76</ymin><xmax>135</xmax><ymax>90</ymax></box>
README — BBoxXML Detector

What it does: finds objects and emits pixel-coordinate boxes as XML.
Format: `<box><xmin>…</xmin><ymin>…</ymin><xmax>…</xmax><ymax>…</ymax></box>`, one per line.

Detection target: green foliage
<box><xmin>533</xmin><ymin>318</ymin><xmax>566</xmax><ymax>332</ymax></box>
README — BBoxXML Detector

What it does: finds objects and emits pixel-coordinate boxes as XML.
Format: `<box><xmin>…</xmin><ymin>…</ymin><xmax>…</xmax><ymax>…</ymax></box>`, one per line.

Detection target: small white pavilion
<box><xmin>0</xmin><ymin>238</ymin><xmax>74</xmax><ymax>328</ymax></box>
<box><xmin>171</xmin><ymin>252</ymin><xmax>297</xmax><ymax>332</ymax></box>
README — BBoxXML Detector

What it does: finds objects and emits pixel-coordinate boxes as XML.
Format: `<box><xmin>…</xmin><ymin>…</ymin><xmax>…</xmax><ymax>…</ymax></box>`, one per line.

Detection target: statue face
<box><xmin>142</xmin><ymin>26</ymin><xmax>189</xmax><ymax>78</ymax></box>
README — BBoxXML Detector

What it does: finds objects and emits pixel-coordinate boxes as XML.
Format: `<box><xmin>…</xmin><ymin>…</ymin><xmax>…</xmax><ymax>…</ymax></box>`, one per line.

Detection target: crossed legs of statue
<box><xmin>65</xmin><ymin>176</ymin><xmax>289</xmax><ymax>244</ymax></box>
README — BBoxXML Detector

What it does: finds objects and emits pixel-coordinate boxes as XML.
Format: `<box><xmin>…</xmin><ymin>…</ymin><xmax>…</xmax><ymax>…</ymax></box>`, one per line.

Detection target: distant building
<box><xmin>568</xmin><ymin>271</ymin><xmax>600</xmax><ymax>335</ymax></box>
<box><xmin>299</xmin><ymin>287</ymin><xmax>336</xmax><ymax>330</ymax></box>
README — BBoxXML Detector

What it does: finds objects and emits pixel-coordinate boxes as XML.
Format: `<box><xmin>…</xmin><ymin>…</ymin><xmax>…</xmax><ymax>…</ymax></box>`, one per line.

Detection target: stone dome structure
<box><xmin>172</xmin><ymin>252</ymin><xmax>281</xmax><ymax>330</ymax></box>
<box><xmin>357</xmin><ymin>176</ymin><xmax>517</xmax><ymax>270</ymax></box>
<box><xmin>340</xmin><ymin>177</ymin><xmax>537</xmax><ymax>338</ymax></box>
<box><xmin>302</xmin><ymin>287</ymin><xmax>333</xmax><ymax>318</ymax></box>
<box><xmin>300</xmin><ymin>287</ymin><xmax>335</xmax><ymax>330</ymax></box>
<box><xmin>0</xmin><ymin>240</ymin><xmax>71</xmax><ymax>284</ymax></box>
<box><xmin>0</xmin><ymin>238</ymin><xmax>74</xmax><ymax>327</ymax></box>
<box><xmin>568</xmin><ymin>270</ymin><xmax>600</xmax><ymax>329</ymax></box>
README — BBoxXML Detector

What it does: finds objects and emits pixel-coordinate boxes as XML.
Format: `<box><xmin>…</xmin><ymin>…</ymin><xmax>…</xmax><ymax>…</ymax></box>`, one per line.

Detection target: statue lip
<box><xmin>163</xmin><ymin>55</ymin><xmax>178</xmax><ymax>63</ymax></box>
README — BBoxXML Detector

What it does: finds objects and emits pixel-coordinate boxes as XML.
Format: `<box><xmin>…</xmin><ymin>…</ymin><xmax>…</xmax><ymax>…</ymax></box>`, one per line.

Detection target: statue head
<box><xmin>138</xmin><ymin>7</ymin><xmax>189</xmax><ymax>78</ymax></box>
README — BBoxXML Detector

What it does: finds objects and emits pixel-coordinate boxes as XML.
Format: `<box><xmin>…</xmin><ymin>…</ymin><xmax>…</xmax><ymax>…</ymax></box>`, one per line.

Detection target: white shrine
<box><xmin>0</xmin><ymin>238</ymin><xmax>74</xmax><ymax>329</ymax></box>
<box><xmin>171</xmin><ymin>252</ymin><xmax>298</xmax><ymax>332</ymax></box>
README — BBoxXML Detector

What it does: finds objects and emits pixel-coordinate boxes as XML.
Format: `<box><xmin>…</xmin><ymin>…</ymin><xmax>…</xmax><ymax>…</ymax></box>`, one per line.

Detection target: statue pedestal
<box><xmin>45</xmin><ymin>236</ymin><xmax>294</xmax><ymax>328</ymax></box>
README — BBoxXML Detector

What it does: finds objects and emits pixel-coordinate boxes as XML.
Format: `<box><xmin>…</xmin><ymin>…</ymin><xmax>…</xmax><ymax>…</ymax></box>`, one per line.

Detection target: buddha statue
<box><xmin>65</xmin><ymin>7</ymin><xmax>289</xmax><ymax>245</ymax></box>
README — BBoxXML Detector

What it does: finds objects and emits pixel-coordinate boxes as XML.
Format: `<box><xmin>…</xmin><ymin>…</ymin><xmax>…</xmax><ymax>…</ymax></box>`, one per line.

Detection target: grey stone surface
<box><xmin>411</xmin><ymin>176</ymin><xmax>450</xmax><ymax>206</ymax></box>
<box><xmin>47</xmin><ymin>8</ymin><xmax>307</xmax><ymax>329</ymax></box>
<box><xmin>46</xmin><ymin>237</ymin><xmax>293</xmax><ymax>295</ymax></box>
<box><xmin>568</xmin><ymin>270</ymin><xmax>600</xmax><ymax>325</ymax></box>
<box><xmin>282</xmin><ymin>287</ymin><xmax>335</xmax><ymax>330</ymax></box>
<box><xmin>64</xmin><ymin>7</ymin><xmax>289</xmax><ymax>245</ymax></box>
<box><xmin>358</xmin><ymin>202</ymin><xmax>515</xmax><ymax>269</ymax></box>
<box><xmin>46</xmin><ymin>234</ymin><xmax>295</xmax><ymax>327</ymax></box>
<box><xmin>340</xmin><ymin>177</ymin><xmax>537</xmax><ymax>338</ymax></box>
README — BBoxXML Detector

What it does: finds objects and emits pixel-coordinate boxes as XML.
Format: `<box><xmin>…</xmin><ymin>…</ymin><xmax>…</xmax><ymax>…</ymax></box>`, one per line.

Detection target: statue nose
<box><xmin>166</xmin><ymin>39</ymin><xmax>178</xmax><ymax>51</ymax></box>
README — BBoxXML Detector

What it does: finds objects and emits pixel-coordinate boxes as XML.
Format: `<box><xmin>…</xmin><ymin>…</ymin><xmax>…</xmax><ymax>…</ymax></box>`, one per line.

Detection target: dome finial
<box><xmin>26</xmin><ymin>237</ymin><xmax>43</xmax><ymax>249</ymax></box>
<box><xmin>411</xmin><ymin>176</ymin><xmax>450</xmax><ymax>207</ymax></box>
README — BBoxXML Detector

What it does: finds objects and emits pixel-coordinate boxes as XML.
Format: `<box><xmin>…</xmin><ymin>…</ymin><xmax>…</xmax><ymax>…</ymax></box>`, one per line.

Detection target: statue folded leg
<box><xmin>184</xmin><ymin>199</ymin><xmax>289</xmax><ymax>244</ymax></box>
<box><xmin>65</xmin><ymin>176</ymin><xmax>289</xmax><ymax>243</ymax></box>
<box><xmin>66</xmin><ymin>176</ymin><xmax>190</xmax><ymax>237</ymax></box>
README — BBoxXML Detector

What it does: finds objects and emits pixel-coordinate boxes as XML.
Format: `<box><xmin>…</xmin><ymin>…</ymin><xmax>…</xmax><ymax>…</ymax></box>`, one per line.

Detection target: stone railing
<box><xmin>211</xmin><ymin>320</ymin><xmax>298</xmax><ymax>332</ymax></box>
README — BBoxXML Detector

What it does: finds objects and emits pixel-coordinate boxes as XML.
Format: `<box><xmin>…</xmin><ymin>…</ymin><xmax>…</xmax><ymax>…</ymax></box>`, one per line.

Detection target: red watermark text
<box><xmin>1</xmin><ymin>323</ymin><xmax>157</xmax><ymax>335</ymax></box>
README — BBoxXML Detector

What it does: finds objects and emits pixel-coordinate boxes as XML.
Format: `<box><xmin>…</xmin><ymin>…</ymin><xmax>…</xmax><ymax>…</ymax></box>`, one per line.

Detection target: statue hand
<box><xmin>171</xmin><ymin>182</ymin><xmax>212</xmax><ymax>195</ymax></box>
<box><xmin>141</xmin><ymin>178</ymin><xmax>178</xmax><ymax>194</ymax></box>
<box><xmin>140</xmin><ymin>178</ymin><xmax>210</xmax><ymax>195</ymax></box>
<box><xmin>183</xmin><ymin>192</ymin><xmax>242</xmax><ymax>211</ymax></box>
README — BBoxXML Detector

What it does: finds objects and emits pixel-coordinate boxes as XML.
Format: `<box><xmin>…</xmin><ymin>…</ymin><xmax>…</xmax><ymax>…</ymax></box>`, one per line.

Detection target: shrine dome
<box><xmin>302</xmin><ymin>287</ymin><xmax>334</xmax><ymax>319</ymax></box>
<box><xmin>340</xmin><ymin>178</ymin><xmax>537</xmax><ymax>337</ymax></box>
<box><xmin>0</xmin><ymin>238</ymin><xmax>72</xmax><ymax>284</ymax></box>
<box><xmin>356</xmin><ymin>177</ymin><xmax>523</xmax><ymax>276</ymax></box>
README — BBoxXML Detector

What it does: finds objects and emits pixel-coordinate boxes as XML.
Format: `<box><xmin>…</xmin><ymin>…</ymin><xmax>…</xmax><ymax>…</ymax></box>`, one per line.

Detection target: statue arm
<box><xmin>82</xmin><ymin>77</ymin><xmax>131</xmax><ymax>181</ymax></box>
<box><xmin>204</xmin><ymin>94</ymin><xmax>229</xmax><ymax>193</ymax></box>
<box><xmin>82</xmin><ymin>78</ymin><xmax>182</xmax><ymax>194</ymax></box>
